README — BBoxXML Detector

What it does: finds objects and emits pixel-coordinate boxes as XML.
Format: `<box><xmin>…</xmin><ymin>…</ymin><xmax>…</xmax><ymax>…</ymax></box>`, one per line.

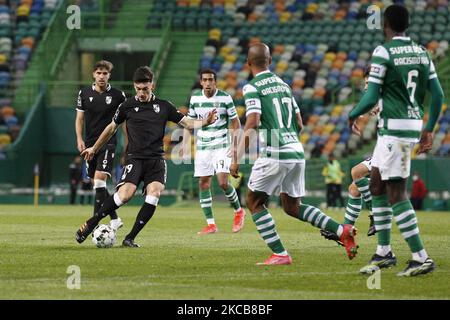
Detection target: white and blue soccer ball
<box><xmin>92</xmin><ymin>224</ymin><xmax>116</xmax><ymax>248</ymax></box>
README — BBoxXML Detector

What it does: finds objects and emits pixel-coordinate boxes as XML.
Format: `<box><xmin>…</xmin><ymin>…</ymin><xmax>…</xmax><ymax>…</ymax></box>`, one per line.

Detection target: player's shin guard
<box><xmin>252</xmin><ymin>209</ymin><xmax>287</xmax><ymax>255</ymax></box>
<box><xmin>225</xmin><ymin>185</ymin><xmax>241</xmax><ymax>211</ymax></box>
<box><xmin>199</xmin><ymin>189</ymin><xmax>214</xmax><ymax>223</ymax></box>
<box><xmin>299</xmin><ymin>204</ymin><xmax>341</xmax><ymax>235</ymax></box>
<box><xmin>372</xmin><ymin>195</ymin><xmax>392</xmax><ymax>246</ymax></box>
<box><xmin>392</xmin><ymin>200</ymin><xmax>428</xmax><ymax>262</ymax></box>
<box><xmin>93</xmin><ymin>180</ymin><xmax>118</xmax><ymax>220</ymax></box>
<box><xmin>125</xmin><ymin>196</ymin><xmax>158</xmax><ymax>240</ymax></box>
<box><xmin>93</xmin><ymin>180</ymin><xmax>107</xmax><ymax>215</ymax></box>
<box><xmin>344</xmin><ymin>195</ymin><xmax>362</xmax><ymax>225</ymax></box>
<box><xmin>355</xmin><ymin>177</ymin><xmax>372</xmax><ymax>211</ymax></box>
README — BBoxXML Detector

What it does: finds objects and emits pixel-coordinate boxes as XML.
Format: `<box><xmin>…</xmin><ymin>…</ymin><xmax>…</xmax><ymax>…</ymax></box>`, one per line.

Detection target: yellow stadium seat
<box><xmin>0</xmin><ymin>134</ymin><xmax>11</xmax><ymax>145</ymax></box>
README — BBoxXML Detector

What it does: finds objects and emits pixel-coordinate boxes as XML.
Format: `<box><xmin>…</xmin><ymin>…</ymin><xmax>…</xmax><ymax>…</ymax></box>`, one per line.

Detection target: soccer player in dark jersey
<box><xmin>75</xmin><ymin>60</ymin><xmax>126</xmax><ymax>231</ymax></box>
<box><xmin>75</xmin><ymin>66</ymin><xmax>217</xmax><ymax>247</ymax></box>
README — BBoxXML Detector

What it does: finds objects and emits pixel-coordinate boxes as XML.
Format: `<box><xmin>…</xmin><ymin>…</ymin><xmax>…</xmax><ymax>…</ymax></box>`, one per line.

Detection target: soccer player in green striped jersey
<box><xmin>231</xmin><ymin>43</ymin><xmax>358</xmax><ymax>265</ymax></box>
<box><xmin>349</xmin><ymin>5</ymin><xmax>444</xmax><ymax>276</ymax></box>
<box><xmin>182</xmin><ymin>69</ymin><xmax>246</xmax><ymax>235</ymax></box>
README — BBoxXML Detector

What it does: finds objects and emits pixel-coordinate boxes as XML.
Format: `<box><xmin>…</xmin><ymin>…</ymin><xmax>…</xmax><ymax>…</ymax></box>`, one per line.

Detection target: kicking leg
<box><xmin>282</xmin><ymin>194</ymin><xmax>358</xmax><ymax>260</ymax></box>
<box><xmin>76</xmin><ymin>182</ymin><xmax>135</xmax><ymax>243</ymax></box>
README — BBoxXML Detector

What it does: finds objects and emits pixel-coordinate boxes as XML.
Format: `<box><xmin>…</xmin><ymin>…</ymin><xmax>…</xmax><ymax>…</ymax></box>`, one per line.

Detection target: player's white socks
<box><xmin>412</xmin><ymin>249</ymin><xmax>429</xmax><ymax>263</ymax></box>
<box><xmin>376</xmin><ymin>245</ymin><xmax>392</xmax><ymax>257</ymax></box>
<box><xmin>113</xmin><ymin>192</ymin><xmax>124</xmax><ymax>207</ymax></box>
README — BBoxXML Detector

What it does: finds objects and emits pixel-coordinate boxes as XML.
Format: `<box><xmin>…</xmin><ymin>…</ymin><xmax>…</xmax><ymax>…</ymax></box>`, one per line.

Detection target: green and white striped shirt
<box><xmin>243</xmin><ymin>70</ymin><xmax>304</xmax><ymax>162</ymax></box>
<box><xmin>369</xmin><ymin>37</ymin><xmax>437</xmax><ymax>142</ymax></box>
<box><xmin>188</xmin><ymin>89</ymin><xmax>238</xmax><ymax>150</ymax></box>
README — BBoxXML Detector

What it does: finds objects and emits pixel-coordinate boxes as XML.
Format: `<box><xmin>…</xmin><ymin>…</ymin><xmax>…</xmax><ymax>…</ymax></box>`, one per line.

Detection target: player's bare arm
<box><xmin>296</xmin><ymin>111</ymin><xmax>303</xmax><ymax>133</ymax></box>
<box><xmin>349</xmin><ymin>82</ymin><xmax>381</xmax><ymax>135</ymax></box>
<box><xmin>229</xmin><ymin>117</ymin><xmax>241</xmax><ymax>159</ymax></box>
<box><xmin>179</xmin><ymin>109</ymin><xmax>217</xmax><ymax>129</ymax></box>
<box><xmin>418</xmin><ymin>77</ymin><xmax>445</xmax><ymax>154</ymax></box>
<box><xmin>230</xmin><ymin>113</ymin><xmax>259</xmax><ymax>177</ymax></box>
<box><xmin>75</xmin><ymin>110</ymin><xmax>86</xmax><ymax>152</ymax></box>
<box><xmin>81</xmin><ymin>121</ymin><xmax>119</xmax><ymax>161</ymax></box>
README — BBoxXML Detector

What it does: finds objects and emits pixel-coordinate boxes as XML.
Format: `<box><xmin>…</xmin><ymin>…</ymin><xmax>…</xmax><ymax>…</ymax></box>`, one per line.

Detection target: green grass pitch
<box><xmin>0</xmin><ymin>203</ymin><xmax>449</xmax><ymax>299</ymax></box>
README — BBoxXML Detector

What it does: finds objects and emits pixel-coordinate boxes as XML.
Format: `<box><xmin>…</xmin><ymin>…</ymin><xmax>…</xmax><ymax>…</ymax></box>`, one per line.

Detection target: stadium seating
<box><xmin>148</xmin><ymin>0</ymin><xmax>450</xmax><ymax>159</ymax></box>
<box><xmin>0</xmin><ymin>0</ymin><xmax>60</xmax><ymax>156</ymax></box>
<box><xmin>431</xmin><ymin>103</ymin><xmax>450</xmax><ymax>156</ymax></box>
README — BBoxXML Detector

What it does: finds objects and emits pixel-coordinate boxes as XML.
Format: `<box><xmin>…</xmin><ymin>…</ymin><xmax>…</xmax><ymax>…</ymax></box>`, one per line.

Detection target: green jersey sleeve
<box><xmin>243</xmin><ymin>84</ymin><xmax>261</xmax><ymax>116</ymax></box>
<box><xmin>293</xmin><ymin>97</ymin><xmax>300</xmax><ymax>114</ymax></box>
<box><xmin>225</xmin><ymin>95</ymin><xmax>238</xmax><ymax>119</ymax></box>
<box><xmin>187</xmin><ymin>96</ymin><xmax>197</xmax><ymax>119</ymax></box>
<box><xmin>428</xmin><ymin>53</ymin><xmax>437</xmax><ymax>81</ymax></box>
<box><xmin>368</xmin><ymin>45</ymin><xmax>390</xmax><ymax>85</ymax></box>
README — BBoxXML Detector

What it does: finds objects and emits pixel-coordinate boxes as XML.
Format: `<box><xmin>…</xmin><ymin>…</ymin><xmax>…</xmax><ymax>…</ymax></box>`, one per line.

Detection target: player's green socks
<box><xmin>299</xmin><ymin>204</ymin><xmax>342</xmax><ymax>235</ymax></box>
<box><xmin>344</xmin><ymin>195</ymin><xmax>362</xmax><ymax>225</ymax></box>
<box><xmin>355</xmin><ymin>177</ymin><xmax>372</xmax><ymax>211</ymax></box>
<box><xmin>224</xmin><ymin>185</ymin><xmax>241</xmax><ymax>211</ymax></box>
<box><xmin>252</xmin><ymin>209</ymin><xmax>287</xmax><ymax>255</ymax></box>
<box><xmin>392</xmin><ymin>200</ymin><xmax>428</xmax><ymax>262</ymax></box>
<box><xmin>372</xmin><ymin>194</ymin><xmax>392</xmax><ymax>256</ymax></box>
<box><xmin>199</xmin><ymin>189</ymin><xmax>214</xmax><ymax>224</ymax></box>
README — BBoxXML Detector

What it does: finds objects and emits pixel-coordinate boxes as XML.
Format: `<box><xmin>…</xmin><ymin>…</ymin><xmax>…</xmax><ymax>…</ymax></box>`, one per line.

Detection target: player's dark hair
<box><xmin>384</xmin><ymin>4</ymin><xmax>409</xmax><ymax>33</ymax></box>
<box><xmin>133</xmin><ymin>66</ymin><xmax>154</xmax><ymax>83</ymax></box>
<box><xmin>199</xmin><ymin>69</ymin><xmax>217</xmax><ymax>81</ymax></box>
<box><xmin>93</xmin><ymin>60</ymin><xmax>113</xmax><ymax>72</ymax></box>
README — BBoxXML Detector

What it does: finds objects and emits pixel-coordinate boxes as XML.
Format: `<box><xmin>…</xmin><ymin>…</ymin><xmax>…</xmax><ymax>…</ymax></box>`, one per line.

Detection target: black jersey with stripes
<box><xmin>113</xmin><ymin>95</ymin><xmax>185</xmax><ymax>160</ymax></box>
<box><xmin>76</xmin><ymin>83</ymin><xmax>126</xmax><ymax>148</ymax></box>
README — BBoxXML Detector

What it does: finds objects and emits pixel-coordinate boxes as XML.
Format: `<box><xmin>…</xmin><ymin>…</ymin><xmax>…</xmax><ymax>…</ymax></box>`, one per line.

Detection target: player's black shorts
<box><xmin>86</xmin><ymin>144</ymin><xmax>116</xmax><ymax>179</ymax></box>
<box><xmin>116</xmin><ymin>158</ymin><xmax>167</xmax><ymax>194</ymax></box>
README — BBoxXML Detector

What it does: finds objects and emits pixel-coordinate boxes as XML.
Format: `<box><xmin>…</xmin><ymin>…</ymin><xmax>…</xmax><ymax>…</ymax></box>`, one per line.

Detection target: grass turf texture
<box><xmin>0</xmin><ymin>203</ymin><xmax>449</xmax><ymax>299</ymax></box>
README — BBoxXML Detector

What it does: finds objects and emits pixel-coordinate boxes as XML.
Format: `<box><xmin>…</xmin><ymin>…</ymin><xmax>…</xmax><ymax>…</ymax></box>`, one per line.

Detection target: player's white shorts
<box><xmin>194</xmin><ymin>148</ymin><xmax>231</xmax><ymax>177</ymax></box>
<box><xmin>372</xmin><ymin>135</ymin><xmax>413</xmax><ymax>181</ymax></box>
<box><xmin>248</xmin><ymin>158</ymin><xmax>306</xmax><ymax>198</ymax></box>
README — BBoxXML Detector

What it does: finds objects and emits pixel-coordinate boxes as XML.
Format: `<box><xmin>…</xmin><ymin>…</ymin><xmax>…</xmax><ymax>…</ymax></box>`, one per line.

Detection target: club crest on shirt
<box><xmin>105</xmin><ymin>96</ymin><xmax>112</xmax><ymax>105</ymax></box>
<box><xmin>153</xmin><ymin>104</ymin><xmax>160</xmax><ymax>113</ymax></box>
<box><xmin>134</xmin><ymin>107</ymin><xmax>139</xmax><ymax>112</ymax></box>
<box><xmin>89</xmin><ymin>97</ymin><xmax>93</xmax><ymax>102</ymax></box>
<box><xmin>213</xmin><ymin>102</ymin><xmax>220</xmax><ymax>109</ymax></box>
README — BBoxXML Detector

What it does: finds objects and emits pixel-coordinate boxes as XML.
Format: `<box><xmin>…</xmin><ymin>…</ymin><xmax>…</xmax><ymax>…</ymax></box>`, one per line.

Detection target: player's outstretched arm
<box><xmin>180</xmin><ymin>127</ymin><xmax>192</xmax><ymax>158</ymax></box>
<box><xmin>178</xmin><ymin>109</ymin><xmax>217</xmax><ymax>130</ymax></box>
<box><xmin>348</xmin><ymin>82</ymin><xmax>381</xmax><ymax>135</ymax></box>
<box><xmin>80</xmin><ymin>121</ymin><xmax>119</xmax><ymax>161</ymax></box>
<box><xmin>418</xmin><ymin>77</ymin><xmax>445</xmax><ymax>154</ymax></box>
